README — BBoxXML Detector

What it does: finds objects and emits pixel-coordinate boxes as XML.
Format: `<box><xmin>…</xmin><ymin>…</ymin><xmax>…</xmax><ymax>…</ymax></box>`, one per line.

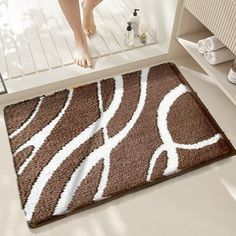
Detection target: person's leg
<box><xmin>58</xmin><ymin>0</ymin><xmax>91</xmax><ymax>67</ymax></box>
<box><xmin>81</xmin><ymin>0</ymin><xmax>102</xmax><ymax>35</ymax></box>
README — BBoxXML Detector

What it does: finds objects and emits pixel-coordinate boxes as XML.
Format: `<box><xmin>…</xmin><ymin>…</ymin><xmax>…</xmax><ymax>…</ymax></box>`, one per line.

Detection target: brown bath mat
<box><xmin>4</xmin><ymin>63</ymin><xmax>235</xmax><ymax>228</ymax></box>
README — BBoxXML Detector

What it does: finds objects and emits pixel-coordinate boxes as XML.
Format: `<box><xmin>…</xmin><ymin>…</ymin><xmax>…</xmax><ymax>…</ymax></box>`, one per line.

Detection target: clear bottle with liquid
<box><xmin>126</xmin><ymin>22</ymin><xmax>134</xmax><ymax>46</ymax></box>
<box><xmin>228</xmin><ymin>59</ymin><xmax>236</xmax><ymax>84</ymax></box>
<box><xmin>129</xmin><ymin>9</ymin><xmax>140</xmax><ymax>37</ymax></box>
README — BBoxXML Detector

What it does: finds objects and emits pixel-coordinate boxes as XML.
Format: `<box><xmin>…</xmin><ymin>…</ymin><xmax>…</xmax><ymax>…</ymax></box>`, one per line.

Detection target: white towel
<box><xmin>204</xmin><ymin>48</ymin><xmax>236</xmax><ymax>65</ymax></box>
<box><xmin>197</xmin><ymin>39</ymin><xmax>206</xmax><ymax>54</ymax></box>
<box><xmin>205</xmin><ymin>36</ymin><xmax>225</xmax><ymax>52</ymax></box>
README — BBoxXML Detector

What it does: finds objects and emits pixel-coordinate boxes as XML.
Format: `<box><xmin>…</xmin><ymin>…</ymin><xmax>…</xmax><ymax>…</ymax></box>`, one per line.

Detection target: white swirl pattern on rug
<box><xmin>8</xmin><ymin>67</ymin><xmax>223</xmax><ymax>222</ymax></box>
<box><xmin>9</xmin><ymin>96</ymin><xmax>44</xmax><ymax>139</ymax></box>
<box><xmin>14</xmin><ymin>90</ymin><xmax>74</xmax><ymax>175</ymax></box>
<box><xmin>53</xmin><ymin>68</ymin><xmax>149</xmax><ymax>216</ymax></box>
<box><xmin>24</xmin><ymin>75</ymin><xmax>125</xmax><ymax>221</ymax></box>
<box><xmin>146</xmin><ymin>84</ymin><xmax>222</xmax><ymax>180</ymax></box>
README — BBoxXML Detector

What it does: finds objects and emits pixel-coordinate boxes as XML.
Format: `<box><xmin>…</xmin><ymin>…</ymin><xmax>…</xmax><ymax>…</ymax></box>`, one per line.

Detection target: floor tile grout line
<box><xmin>94</xmin><ymin>31</ymin><xmax>112</xmax><ymax>56</ymax></box>
<box><xmin>46</xmin><ymin>0</ymin><xmax>74</xmax><ymax>60</ymax></box>
<box><xmin>96</xmin><ymin>5</ymin><xmax>127</xmax><ymax>51</ymax></box>
<box><xmin>101</xmin><ymin>2</ymin><xmax>127</xmax><ymax>37</ymax></box>
<box><xmin>39</xmin><ymin>6</ymin><xmax>64</xmax><ymax>67</ymax></box>
<box><xmin>0</xmin><ymin>35</ymin><xmax>10</xmax><ymax>80</ymax></box>
<box><xmin>24</xmin><ymin>0</ymin><xmax>50</xmax><ymax>71</ymax></box>
<box><xmin>15</xmin><ymin>0</ymin><xmax>38</xmax><ymax>76</ymax></box>
<box><xmin>94</xmin><ymin>9</ymin><xmax>123</xmax><ymax>52</ymax></box>
<box><xmin>5</xmin><ymin>1</ymin><xmax>23</xmax><ymax>78</ymax></box>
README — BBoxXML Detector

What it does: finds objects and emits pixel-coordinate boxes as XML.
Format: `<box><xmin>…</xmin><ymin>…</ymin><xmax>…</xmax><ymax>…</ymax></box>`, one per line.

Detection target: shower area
<box><xmin>0</xmin><ymin>0</ymin><xmax>179</xmax><ymax>100</ymax></box>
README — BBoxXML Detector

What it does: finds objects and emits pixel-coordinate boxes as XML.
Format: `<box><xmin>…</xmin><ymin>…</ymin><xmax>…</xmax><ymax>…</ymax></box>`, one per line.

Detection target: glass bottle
<box><xmin>126</xmin><ymin>22</ymin><xmax>134</xmax><ymax>46</ymax></box>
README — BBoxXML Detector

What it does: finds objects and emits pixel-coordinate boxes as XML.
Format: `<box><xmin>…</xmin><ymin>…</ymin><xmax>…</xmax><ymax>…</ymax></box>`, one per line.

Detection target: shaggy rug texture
<box><xmin>4</xmin><ymin>63</ymin><xmax>235</xmax><ymax>228</ymax></box>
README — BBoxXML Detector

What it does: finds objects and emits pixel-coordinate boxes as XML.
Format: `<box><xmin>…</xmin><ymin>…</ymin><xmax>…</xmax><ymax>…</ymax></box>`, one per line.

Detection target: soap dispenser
<box><xmin>129</xmin><ymin>9</ymin><xmax>140</xmax><ymax>37</ymax></box>
<box><xmin>126</xmin><ymin>22</ymin><xmax>134</xmax><ymax>46</ymax></box>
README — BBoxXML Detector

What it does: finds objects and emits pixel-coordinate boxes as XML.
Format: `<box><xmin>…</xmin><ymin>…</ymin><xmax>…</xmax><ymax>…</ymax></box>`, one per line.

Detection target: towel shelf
<box><xmin>178</xmin><ymin>30</ymin><xmax>236</xmax><ymax>106</ymax></box>
<box><xmin>185</xmin><ymin>0</ymin><xmax>236</xmax><ymax>55</ymax></box>
<box><xmin>177</xmin><ymin>1</ymin><xmax>236</xmax><ymax>106</ymax></box>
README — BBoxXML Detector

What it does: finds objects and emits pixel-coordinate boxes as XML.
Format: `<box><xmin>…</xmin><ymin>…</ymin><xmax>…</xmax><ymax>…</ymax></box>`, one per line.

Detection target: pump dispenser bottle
<box><xmin>126</xmin><ymin>22</ymin><xmax>134</xmax><ymax>46</ymax></box>
<box><xmin>129</xmin><ymin>9</ymin><xmax>140</xmax><ymax>37</ymax></box>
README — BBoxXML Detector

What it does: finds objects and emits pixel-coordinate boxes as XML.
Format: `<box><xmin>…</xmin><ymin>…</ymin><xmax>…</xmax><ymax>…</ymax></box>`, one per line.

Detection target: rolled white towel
<box><xmin>204</xmin><ymin>48</ymin><xmax>236</xmax><ymax>65</ymax></box>
<box><xmin>205</xmin><ymin>36</ymin><xmax>225</xmax><ymax>52</ymax></box>
<box><xmin>197</xmin><ymin>39</ymin><xmax>206</xmax><ymax>54</ymax></box>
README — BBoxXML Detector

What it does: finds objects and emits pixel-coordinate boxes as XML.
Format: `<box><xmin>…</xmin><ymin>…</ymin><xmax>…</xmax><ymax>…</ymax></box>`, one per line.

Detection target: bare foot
<box><xmin>81</xmin><ymin>1</ymin><xmax>97</xmax><ymax>35</ymax></box>
<box><xmin>74</xmin><ymin>36</ymin><xmax>92</xmax><ymax>68</ymax></box>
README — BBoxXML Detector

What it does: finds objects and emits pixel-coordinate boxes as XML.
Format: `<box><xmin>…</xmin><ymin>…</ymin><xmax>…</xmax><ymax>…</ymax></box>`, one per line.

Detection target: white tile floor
<box><xmin>0</xmin><ymin>0</ymin><xmax>157</xmax><ymax>80</ymax></box>
<box><xmin>0</xmin><ymin>57</ymin><xmax>236</xmax><ymax>236</ymax></box>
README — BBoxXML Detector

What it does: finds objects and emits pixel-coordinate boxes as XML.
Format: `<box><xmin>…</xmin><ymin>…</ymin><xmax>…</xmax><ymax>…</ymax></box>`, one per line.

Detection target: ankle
<box><xmin>74</xmin><ymin>33</ymin><xmax>86</xmax><ymax>42</ymax></box>
<box><xmin>74</xmin><ymin>35</ymin><xmax>89</xmax><ymax>49</ymax></box>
